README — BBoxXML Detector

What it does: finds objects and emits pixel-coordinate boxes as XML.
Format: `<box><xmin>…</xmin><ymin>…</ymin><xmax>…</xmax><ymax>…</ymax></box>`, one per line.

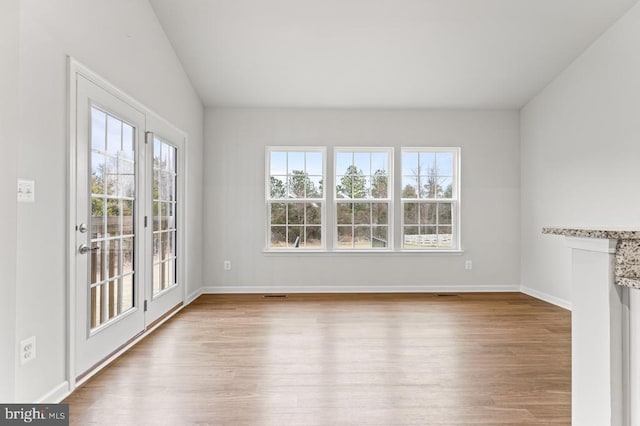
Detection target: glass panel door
<box><xmin>144</xmin><ymin>116</ymin><xmax>185</xmax><ymax>326</ymax></box>
<box><xmin>152</xmin><ymin>137</ymin><xmax>177</xmax><ymax>296</ymax></box>
<box><xmin>75</xmin><ymin>75</ymin><xmax>145</xmax><ymax>376</ymax></box>
<box><xmin>72</xmin><ymin>66</ymin><xmax>185</xmax><ymax>377</ymax></box>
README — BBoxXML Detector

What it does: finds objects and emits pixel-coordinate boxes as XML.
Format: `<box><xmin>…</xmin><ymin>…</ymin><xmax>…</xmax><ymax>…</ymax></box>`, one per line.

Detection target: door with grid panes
<box><xmin>75</xmin><ymin>76</ymin><xmax>146</xmax><ymax>375</ymax></box>
<box><xmin>144</xmin><ymin>116</ymin><xmax>184</xmax><ymax>325</ymax></box>
<box><xmin>74</xmin><ymin>74</ymin><xmax>184</xmax><ymax>377</ymax></box>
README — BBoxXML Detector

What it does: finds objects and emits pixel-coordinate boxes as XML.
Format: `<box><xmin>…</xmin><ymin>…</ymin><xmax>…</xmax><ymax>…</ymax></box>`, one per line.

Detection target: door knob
<box><xmin>78</xmin><ymin>244</ymin><xmax>99</xmax><ymax>255</ymax></box>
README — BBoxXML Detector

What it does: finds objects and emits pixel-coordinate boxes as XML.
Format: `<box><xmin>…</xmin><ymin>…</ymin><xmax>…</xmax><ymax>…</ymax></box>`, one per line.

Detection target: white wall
<box><xmin>520</xmin><ymin>2</ymin><xmax>640</xmax><ymax>307</ymax></box>
<box><xmin>15</xmin><ymin>0</ymin><xmax>204</xmax><ymax>401</ymax></box>
<box><xmin>204</xmin><ymin>109</ymin><xmax>520</xmax><ymax>292</ymax></box>
<box><xmin>0</xmin><ymin>0</ymin><xmax>20</xmax><ymax>403</ymax></box>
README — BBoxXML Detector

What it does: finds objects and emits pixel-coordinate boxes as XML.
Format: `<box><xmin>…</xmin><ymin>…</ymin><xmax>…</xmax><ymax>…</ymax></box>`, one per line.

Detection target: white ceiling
<box><xmin>150</xmin><ymin>0</ymin><xmax>638</xmax><ymax>109</ymax></box>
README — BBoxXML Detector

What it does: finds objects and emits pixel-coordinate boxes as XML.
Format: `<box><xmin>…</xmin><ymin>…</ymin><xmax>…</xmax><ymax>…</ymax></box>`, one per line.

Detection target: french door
<box><xmin>73</xmin><ymin>69</ymin><xmax>184</xmax><ymax>377</ymax></box>
<box><xmin>145</xmin><ymin>117</ymin><xmax>184</xmax><ymax>324</ymax></box>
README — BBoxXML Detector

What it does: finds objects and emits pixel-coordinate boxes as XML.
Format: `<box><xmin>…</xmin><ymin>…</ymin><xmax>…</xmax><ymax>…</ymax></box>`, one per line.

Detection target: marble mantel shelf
<box><xmin>543</xmin><ymin>227</ymin><xmax>640</xmax><ymax>289</ymax></box>
<box><xmin>542</xmin><ymin>227</ymin><xmax>640</xmax><ymax>240</ymax></box>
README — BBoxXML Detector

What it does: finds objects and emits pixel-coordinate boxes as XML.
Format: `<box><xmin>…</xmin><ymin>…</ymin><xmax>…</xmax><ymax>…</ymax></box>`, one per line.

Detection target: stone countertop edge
<box><xmin>542</xmin><ymin>227</ymin><xmax>640</xmax><ymax>240</ymax></box>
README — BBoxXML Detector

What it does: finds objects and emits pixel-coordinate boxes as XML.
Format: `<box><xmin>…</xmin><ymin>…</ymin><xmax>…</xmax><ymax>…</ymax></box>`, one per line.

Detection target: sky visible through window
<box><xmin>270</xmin><ymin>151</ymin><xmax>323</xmax><ymax>176</ymax></box>
<box><xmin>336</xmin><ymin>152</ymin><xmax>388</xmax><ymax>176</ymax></box>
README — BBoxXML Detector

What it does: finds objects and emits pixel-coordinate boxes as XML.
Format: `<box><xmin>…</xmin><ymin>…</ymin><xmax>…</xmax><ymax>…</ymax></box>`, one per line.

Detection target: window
<box><xmin>334</xmin><ymin>149</ymin><xmax>392</xmax><ymax>249</ymax></box>
<box><xmin>266</xmin><ymin>148</ymin><xmax>325</xmax><ymax>249</ymax></box>
<box><xmin>401</xmin><ymin>148</ymin><xmax>459</xmax><ymax>249</ymax></box>
<box><xmin>265</xmin><ymin>147</ymin><xmax>460</xmax><ymax>252</ymax></box>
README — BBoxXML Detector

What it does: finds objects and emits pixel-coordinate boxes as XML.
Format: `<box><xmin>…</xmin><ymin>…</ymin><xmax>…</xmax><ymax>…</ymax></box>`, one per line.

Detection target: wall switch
<box><xmin>224</xmin><ymin>260</ymin><xmax>231</xmax><ymax>271</ymax></box>
<box><xmin>17</xmin><ymin>179</ymin><xmax>35</xmax><ymax>203</ymax></box>
<box><xmin>20</xmin><ymin>336</ymin><xmax>36</xmax><ymax>365</ymax></box>
<box><xmin>465</xmin><ymin>260</ymin><xmax>473</xmax><ymax>270</ymax></box>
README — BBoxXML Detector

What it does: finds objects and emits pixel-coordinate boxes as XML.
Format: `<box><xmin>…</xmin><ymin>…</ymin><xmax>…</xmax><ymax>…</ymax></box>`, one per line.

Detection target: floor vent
<box><xmin>263</xmin><ymin>294</ymin><xmax>288</xmax><ymax>298</ymax></box>
<box><xmin>435</xmin><ymin>293</ymin><xmax>460</xmax><ymax>297</ymax></box>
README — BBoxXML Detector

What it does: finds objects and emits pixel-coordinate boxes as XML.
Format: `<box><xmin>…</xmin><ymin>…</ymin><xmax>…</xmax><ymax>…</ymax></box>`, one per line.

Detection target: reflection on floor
<box><xmin>65</xmin><ymin>293</ymin><xmax>571</xmax><ymax>425</ymax></box>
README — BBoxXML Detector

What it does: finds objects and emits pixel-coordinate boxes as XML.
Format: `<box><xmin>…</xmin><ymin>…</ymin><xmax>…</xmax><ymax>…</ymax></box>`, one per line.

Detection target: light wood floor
<box><xmin>65</xmin><ymin>293</ymin><xmax>571</xmax><ymax>425</ymax></box>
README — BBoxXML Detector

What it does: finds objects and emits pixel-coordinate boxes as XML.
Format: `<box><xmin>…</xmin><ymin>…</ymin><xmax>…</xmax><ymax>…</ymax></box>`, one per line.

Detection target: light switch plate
<box><xmin>17</xmin><ymin>179</ymin><xmax>35</xmax><ymax>203</ymax></box>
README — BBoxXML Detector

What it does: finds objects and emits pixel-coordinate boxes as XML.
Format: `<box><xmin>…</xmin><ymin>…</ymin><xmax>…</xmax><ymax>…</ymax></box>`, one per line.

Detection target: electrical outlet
<box><xmin>20</xmin><ymin>336</ymin><xmax>36</xmax><ymax>365</ymax></box>
<box><xmin>465</xmin><ymin>260</ymin><xmax>473</xmax><ymax>270</ymax></box>
<box><xmin>17</xmin><ymin>179</ymin><xmax>35</xmax><ymax>203</ymax></box>
<box><xmin>224</xmin><ymin>260</ymin><xmax>231</xmax><ymax>271</ymax></box>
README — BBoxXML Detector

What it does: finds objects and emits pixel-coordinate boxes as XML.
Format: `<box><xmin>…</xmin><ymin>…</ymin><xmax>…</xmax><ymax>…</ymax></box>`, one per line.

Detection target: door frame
<box><xmin>67</xmin><ymin>57</ymin><xmax>188</xmax><ymax>391</ymax></box>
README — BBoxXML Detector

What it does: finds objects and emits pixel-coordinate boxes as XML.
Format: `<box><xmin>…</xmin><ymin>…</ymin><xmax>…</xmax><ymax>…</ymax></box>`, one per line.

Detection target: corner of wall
<box><xmin>0</xmin><ymin>0</ymin><xmax>20</xmax><ymax>403</ymax></box>
<box><xmin>521</xmin><ymin>286</ymin><xmax>572</xmax><ymax>310</ymax></box>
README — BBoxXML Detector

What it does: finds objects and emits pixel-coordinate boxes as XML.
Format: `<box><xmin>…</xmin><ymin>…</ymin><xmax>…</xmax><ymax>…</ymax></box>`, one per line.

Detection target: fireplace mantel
<box><xmin>543</xmin><ymin>227</ymin><xmax>640</xmax><ymax>289</ymax></box>
<box><xmin>543</xmin><ymin>227</ymin><xmax>640</xmax><ymax>425</ymax></box>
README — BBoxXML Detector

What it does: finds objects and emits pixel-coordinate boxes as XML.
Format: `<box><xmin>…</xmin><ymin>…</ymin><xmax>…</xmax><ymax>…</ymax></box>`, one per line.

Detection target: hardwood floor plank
<box><xmin>65</xmin><ymin>293</ymin><xmax>571</xmax><ymax>425</ymax></box>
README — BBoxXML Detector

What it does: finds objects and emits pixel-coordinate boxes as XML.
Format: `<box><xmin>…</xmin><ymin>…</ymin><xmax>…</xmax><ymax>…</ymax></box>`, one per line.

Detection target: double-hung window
<box><xmin>266</xmin><ymin>147</ymin><xmax>460</xmax><ymax>251</ymax></box>
<box><xmin>334</xmin><ymin>148</ymin><xmax>393</xmax><ymax>249</ymax></box>
<box><xmin>266</xmin><ymin>148</ymin><xmax>325</xmax><ymax>249</ymax></box>
<box><xmin>401</xmin><ymin>148</ymin><xmax>460</xmax><ymax>250</ymax></box>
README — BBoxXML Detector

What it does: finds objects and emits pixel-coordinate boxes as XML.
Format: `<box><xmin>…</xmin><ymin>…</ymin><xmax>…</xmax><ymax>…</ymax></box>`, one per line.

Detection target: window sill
<box><xmin>263</xmin><ymin>249</ymin><xmax>464</xmax><ymax>256</ymax></box>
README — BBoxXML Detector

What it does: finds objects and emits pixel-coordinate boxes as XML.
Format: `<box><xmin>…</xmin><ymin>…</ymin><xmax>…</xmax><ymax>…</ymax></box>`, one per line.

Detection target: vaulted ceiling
<box><xmin>150</xmin><ymin>0</ymin><xmax>638</xmax><ymax>108</ymax></box>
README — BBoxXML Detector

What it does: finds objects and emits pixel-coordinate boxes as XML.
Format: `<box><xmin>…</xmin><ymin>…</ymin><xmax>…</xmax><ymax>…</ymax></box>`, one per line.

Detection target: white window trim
<box><xmin>264</xmin><ymin>146</ymin><xmax>463</xmax><ymax>254</ymax></box>
<box><xmin>400</xmin><ymin>147</ymin><xmax>461</xmax><ymax>251</ymax></box>
<box><xmin>333</xmin><ymin>147</ymin><xmax>394</xmax><ymax>251</ymax></box>
<box><xmin>265</xmin><ymin>146</ymin><xmax>327</xmax><ymax>251</ymax></box>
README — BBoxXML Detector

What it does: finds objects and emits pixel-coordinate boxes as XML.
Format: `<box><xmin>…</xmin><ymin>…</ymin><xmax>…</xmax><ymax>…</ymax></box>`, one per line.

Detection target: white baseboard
<box><xmin>186</xmin><ymin>287</ymin><xmax>203</xmax><ymax>304</ymax></box>
<box><xmin>36</xmin><ymin>381</ymin><xmax>69</xmax><ymax>404</ymax></box>
<box><xmin>521</xmin><ymin>286</ymin><xmax>572</xmax><ymax>310</ymax></box>
<box><xmin>199</xmin><ymin>284</ymin><xmax>520</xmax><ymax>294</ymax></box>
<box><xmin>197</xmin><ymin>285</ymin><xmax>571</xmax><ymax>311</ymax></box>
